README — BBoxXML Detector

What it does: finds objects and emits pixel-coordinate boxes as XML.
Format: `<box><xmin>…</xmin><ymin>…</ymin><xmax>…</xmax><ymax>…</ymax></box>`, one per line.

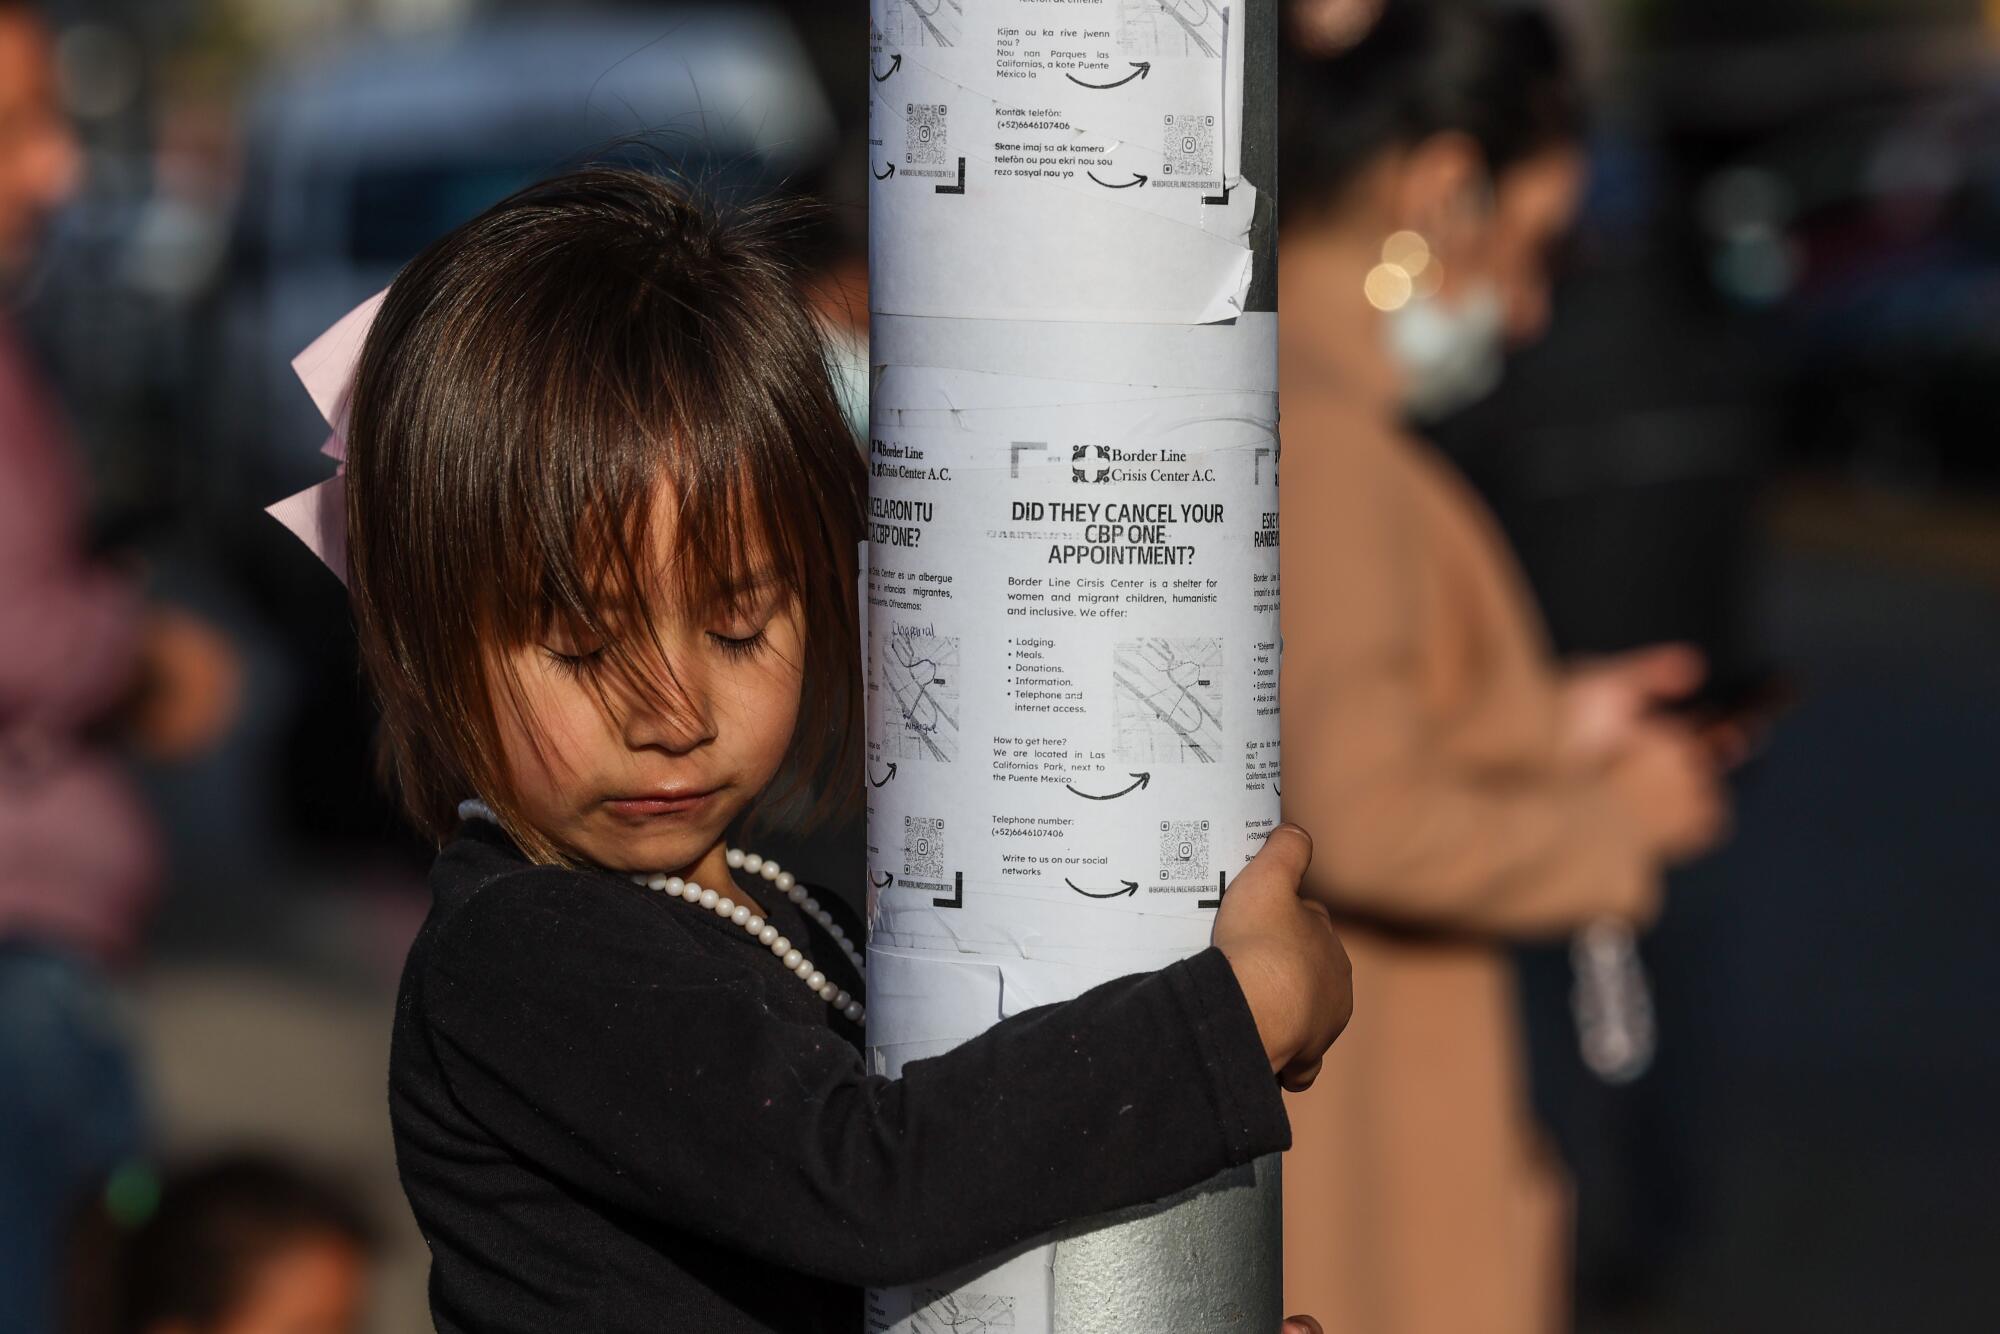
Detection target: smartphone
<box><xmin>1669</xmin><ymin>669</ymin><xmax>1796</xmax><ymax>767</ymax></box>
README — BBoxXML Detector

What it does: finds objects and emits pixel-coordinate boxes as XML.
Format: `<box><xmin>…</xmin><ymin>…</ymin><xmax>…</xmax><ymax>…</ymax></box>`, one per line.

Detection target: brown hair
<box><xmin>342</xmin><ymin>167</ymin><xmax>866</xmax><ymax>863</ymax></box>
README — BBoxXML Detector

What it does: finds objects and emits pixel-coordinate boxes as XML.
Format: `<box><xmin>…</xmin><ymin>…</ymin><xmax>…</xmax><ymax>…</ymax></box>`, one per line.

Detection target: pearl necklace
<box><xmin>457</xmin><ymin>800</ymin><xmax>864</xmax><ymax>1024</ymax></box>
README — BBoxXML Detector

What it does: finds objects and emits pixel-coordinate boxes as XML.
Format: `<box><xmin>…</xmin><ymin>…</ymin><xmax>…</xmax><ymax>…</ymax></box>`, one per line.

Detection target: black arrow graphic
<box><xmin>1087</xmin><ymin>170</ymin><xmax>1148</xmax><ymax>190</ymax></box>
<box><xmin>1065</xmin><ymin>61</ymin><xmax>1149</xmax><ymax>90</ymax></box>
<box><xmin>870</xmin><ymin>762</ymin><xmax>898</xmax><ymax>787</ymax></box>
<box><xmin>1199</xmin><ymin>871</ymin><xmax>1228</xmax><ymax>911</ymax></box>
<box><xmin>1066</xmin><ymin>772</ymin><xmax>1151</xmax><ymax>801</ymax></box>
<box><xmin>873</xmin><ymin>53</ymin><xmax>902</xmax><ymax>82</ymax></box>
<box><xmin>874</xmin><ymin>162</ymin><xmax>896</xmax><ymax>181</ymax></box>
<box><xmin>933</xmin><ymin>872</ymin><xmax>963</xmax><ymax>910</ymax></box>
<box><xmin>871</xmin><ymin>871</ymin><xmax>894</xmax><ymax>889</ymax></box>
<box><xmin>1066</xmin><ymin>878</ymin><xmax>1140</xmax><ymax>900</ymax></box>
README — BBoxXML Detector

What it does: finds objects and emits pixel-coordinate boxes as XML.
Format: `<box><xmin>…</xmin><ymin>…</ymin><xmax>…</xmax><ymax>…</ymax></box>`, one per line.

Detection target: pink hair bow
<box><xmin>264</xmin><ymin>289</ymin><xmax>387</xmax><ymax>583</ymax></box>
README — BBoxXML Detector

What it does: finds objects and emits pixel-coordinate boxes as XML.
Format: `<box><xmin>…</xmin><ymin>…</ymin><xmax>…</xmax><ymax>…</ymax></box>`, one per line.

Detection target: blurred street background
<box><xmin>5</xmin><ymin>0</ymin><xmax>1997</xmax><ymax>1330</ymax></box>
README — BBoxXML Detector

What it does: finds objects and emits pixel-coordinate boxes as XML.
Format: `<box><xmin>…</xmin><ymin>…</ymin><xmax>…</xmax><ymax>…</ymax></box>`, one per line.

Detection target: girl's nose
<box><xmin>619</xmin><ymin>670</ymin><xmax>717</xmax><ymax>755</ymax></box>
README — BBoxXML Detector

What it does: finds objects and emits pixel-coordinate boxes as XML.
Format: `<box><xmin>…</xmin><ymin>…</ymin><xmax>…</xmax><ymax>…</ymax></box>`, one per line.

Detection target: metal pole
<box><xmin>863</xmin><ymin>2</ymin><xmax>1280</xmax><ymax>1328</ymax></box>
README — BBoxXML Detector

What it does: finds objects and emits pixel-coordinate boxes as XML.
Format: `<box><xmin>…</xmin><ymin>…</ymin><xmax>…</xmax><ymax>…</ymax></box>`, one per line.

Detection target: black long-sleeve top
<box><xmin>388</xmin><ymin>819</ymin><xmax>1291</xmax><ymax>1332</ymax></box>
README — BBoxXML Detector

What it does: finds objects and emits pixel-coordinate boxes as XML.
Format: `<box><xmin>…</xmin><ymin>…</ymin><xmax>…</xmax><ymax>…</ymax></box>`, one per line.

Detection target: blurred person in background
<box><xmin>1</xmin><ymin>3</ymin><xmax>238</xmax><ymax>1330</ymax></box>
<box><xmin>1275</xmin><ymin>3</ymin><xmax>1737</xmax><ymax>1331</ymax></box>
<box><xmin>67</xmin><ymin>1152</ymin><xmax>377</xmax><ymax>1334</ymax></box>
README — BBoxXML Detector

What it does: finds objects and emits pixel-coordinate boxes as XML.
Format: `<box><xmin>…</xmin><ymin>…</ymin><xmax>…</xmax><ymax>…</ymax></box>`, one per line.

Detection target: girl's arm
<box><xmin>422</xmin><ymin>869</ymin><xmax>1289</xmax><ymax>1288</ymax></box>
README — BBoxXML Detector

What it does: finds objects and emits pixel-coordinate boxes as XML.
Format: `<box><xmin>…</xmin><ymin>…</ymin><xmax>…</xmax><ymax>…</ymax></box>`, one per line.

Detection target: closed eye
<box><xmin>542</xmin><ymin>645</ymin><xmax>606</xmax><ymax>677</ymax></box>
<box><xmin>709</xmin><ymin>627</ymin><xmax>769</xmax><ymax>659</ymax></box>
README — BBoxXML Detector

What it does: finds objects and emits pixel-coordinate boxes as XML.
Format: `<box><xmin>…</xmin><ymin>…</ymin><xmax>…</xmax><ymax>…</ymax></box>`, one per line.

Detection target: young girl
<box><xmin>322</xmin><ymin>167</ymin><xmax>1347</xmax><ymax>1333</ymax></box>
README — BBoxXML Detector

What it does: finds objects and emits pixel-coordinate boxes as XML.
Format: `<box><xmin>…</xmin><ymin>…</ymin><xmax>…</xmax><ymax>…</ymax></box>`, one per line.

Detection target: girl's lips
<box><xmin>603</xmin><ymin>790</ymin><xmax>717</xmax><ymax>818</ymax></box>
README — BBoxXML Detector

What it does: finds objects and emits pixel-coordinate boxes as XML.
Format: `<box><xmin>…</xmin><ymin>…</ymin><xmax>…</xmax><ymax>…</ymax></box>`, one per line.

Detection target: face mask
<box><xmin>1385</xmin><ymin>283</ymin><xmax>1506</xmax><ymax>422</ymax></box>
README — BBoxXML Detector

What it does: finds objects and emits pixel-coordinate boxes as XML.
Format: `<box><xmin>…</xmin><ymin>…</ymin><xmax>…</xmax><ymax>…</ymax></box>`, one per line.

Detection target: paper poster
<box><xmin>862</xmin><ymin>369</ymin><xmax>1280</xmax><ymax>970</ymax></box>
<box><xmin>864</xmin><ymin>2</ymin><xmax>1278</xmax><ymax>1329</ymax></box>
<box><xmin>867</xmin><ymin>0</ymin><xmax>1255</xmax><ymax>323</ymax></box>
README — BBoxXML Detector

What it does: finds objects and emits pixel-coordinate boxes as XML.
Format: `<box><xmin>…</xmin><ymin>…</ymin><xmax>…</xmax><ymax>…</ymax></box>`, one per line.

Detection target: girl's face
<box><xmin>487</xmin><ymin>486</ymin><xmax>805</xmax><ymax>877</ymax></box>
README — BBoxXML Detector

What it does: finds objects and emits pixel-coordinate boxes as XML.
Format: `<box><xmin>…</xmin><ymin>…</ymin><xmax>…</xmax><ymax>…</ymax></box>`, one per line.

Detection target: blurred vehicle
<box><xmin>1695</xmin><ymin>74</ymin><xmax>2000</xmax><ymax>493</ymax></box>
<box><xmin>213</xmin><ymin>6</ymin><xmax>836</xmax><ymax>503</ymax></box>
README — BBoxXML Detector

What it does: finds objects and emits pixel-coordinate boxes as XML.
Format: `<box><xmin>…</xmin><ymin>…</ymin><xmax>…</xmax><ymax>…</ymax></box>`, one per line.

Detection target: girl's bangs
<box><xmin>491</xmin><ymin>419</ymin><xmax>813</xmax><ymax>700</ymax></box>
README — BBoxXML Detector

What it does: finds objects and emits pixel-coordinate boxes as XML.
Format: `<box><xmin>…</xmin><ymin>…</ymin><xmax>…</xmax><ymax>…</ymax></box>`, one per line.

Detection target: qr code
<box><xmin>1162</xmin><ymin>113</ymin><xmax>1216</xmax><ymax>179</ymax></box>
<box><xmin>905</xmin><ymin>816</ymin><xmax>945</xmax><ymax>878</ymax></box>
<box><xmin>1158</xmin><ymin>819</ymin><xmax>1210</xmax><ymax>884</ymax></box>
<box><xmin>906</xmin><ymin>102</ymin><xmax>948</xmax><ymax>166</ymax></box>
